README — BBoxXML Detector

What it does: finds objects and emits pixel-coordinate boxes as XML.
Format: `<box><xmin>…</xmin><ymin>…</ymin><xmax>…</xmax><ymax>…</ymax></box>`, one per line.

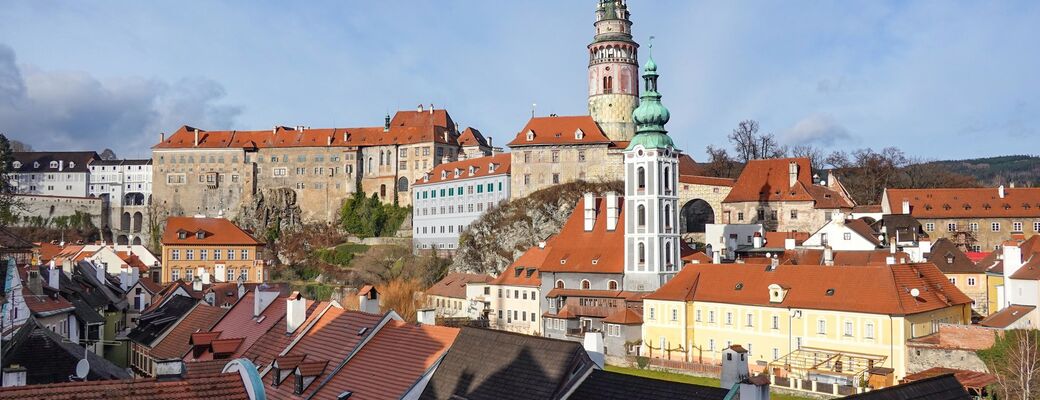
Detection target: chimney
<box><xmin>768</xmin><ymin>255</ymin><xmax>780</xmax><ymax>271</ymax></box>
<box><xmin>119</xmin><ymin>270</ymin><xmax>129</xmax><ymax>291</ymax></box>
<box><xmin>784</xmin><ymin>237</ymin><xmax>796</xmax><ymax>250</ymax></box>
<box><xmin>890</xmin><ymin>237</ymin><xmax>897</xmax><ymax>254</ymax></box>
<box><xmin>286</xmin><ymin>291</ymin><xmax>306</xmax><ymax>333</ymax></box>
<box><xmin>429</xmin><ymin>103</ymin><xmax>435</xmax><ymax>114</ymax></box>
<box><xmin>583</xmin><ymin>332</ymin><xmax>605</xmax><ymax>369</ymax></box>
<box><xmin>901</xmin><ymin>199</ymin><xmax>911</xmax><ymax>215</ymax></box>
<box><xmin>1003</xmin><ymin>241</ymin><xmax>1023</xmax><ymax>279</ymax></box>
<box><xmin>96</xmin><ymin>262</ymin><xmax>106</xmax><ymax>283</ymax></box>
<box><xmin>753</xmin><ymin>232</ymin><xmax>763</xmax><ymax>249</ymax></box>
<box><xmin>358</xmin><ymin>286</ymin><xmax>380</xmax><ymax>314</ymax></box>
<box><xmin>919</xmin><ymin>238</ymin><xmax>932</xmax><ymax>256</ymax></box>
<box><xmin>47</xmin><ymin>261</ymin><xmax>59</xmax><ymax>290</ymax></box>
<box><xmin>487</xmin><ymin>136</ymin><xmax>493</xmax><ymax>148</ymax></box>
<box><xmin>254</xmin><ymin>286</ymin><xmax>279</xmax><ymax>317</ymax></box>
<box><xmin>417</xmin><ymin>308</ymin><xmax>436</xmax><ymax>325</ymax></box>
<box><xmin>606</xmin><ymin>192</ymin><xmax>619</xmax><ymax>231</ymax></box>
<box><xmin>712</xmin><ymin>250</ymin><xmax>722</xmax><ymax>264</ymax></box>
<box><xmin>383</xmin><ymin>114</ymin><xmax>390</xmax><ymax>132</ymax></box>
<box><xmin>823</xmin><ymin>246</ymin><xmax>834</xmax><ymax>266</ymax></box>
<box><xmin>998</xmin><ymin>185</ymin><xmax>1006</xmax><ymax>199</ymax></box>
<box><xmin>58</xmin><ymin>160</ymin><xmax>64</xmax><ymax>172</ymax></box>
<box><xmin>2</xmin><ymin>366</ymin><xmax>27</xmax><ymax>387</ymax></box>
<box><xmin>193</xmin><ymin>129</ymin><xmax>200</xmax><ymax>147</ymax></box>
<box><xmin>417</xmin><ymin>104</ymin><xmax>423</xmax><ymax>112</ymax></box>
<box><xmin>327</xmin><ymin>136</ymin><xmax>333</xmax><ymax>146</ymax></box>
<box><xmin>155</xmin><ymin>359</ymin><xmax>185</xmax><ymax>381</ymax></box>
<box><xmin>160</xmin><ymin>132</ymin><xmax>166</xmax><ymax>143</ymax></box>
<box><xmin>201</xmin><ymin>269</ymin><xmax>211</xmax><ymax>285</ymax></box>
<box><xmin>27</xmin><ymin>268</ymin><xmax>42</xmax><ymax>295</ymax></box>
<box><xmin>788</xmin><ymin>161</ymin><xmax>798</xmax><ymax>188</ymax></box>
<box><xmin>583</xmin><ymin>193</ymin><xmax>596</xmax><ymax>232</ymax></box>
<box><xmin>192</xmin><ymin>277</ymin><xmax>203</xmax><ymax>292</ymax></box>
<box><xmin>238</xmin><ymin>282</ymin><xmax>246</xmax><ymax>300</ymax></box>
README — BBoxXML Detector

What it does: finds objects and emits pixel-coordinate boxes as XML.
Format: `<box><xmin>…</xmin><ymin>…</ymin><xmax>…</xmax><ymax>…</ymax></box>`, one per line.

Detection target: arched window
<box><xmin>608</xmin><ymin>280</ymin><xmax>618</xmax><ymax>290</ymax></box>
<box><xmin>638</xmin><ymin>243</ymin><xmax>646</xmax><ymax>264</ymax></box>
<box><xmin>581</xmin><ymin>280</ymin><xmax>591</xmax><ymax>290</ymax></box>
<box><xmin>638</xmin><ymin>205</ymin><xmax>646</xmax><ymax>227</ymax></box>
<box><xmin>367</xmin><ymin>157</ymin><xmax>373</xmax><ymax>175</ymax></box>
<box><xmin>665</xmin><ymin>242</ymin><xmax>673</xmax><ymax>268</ymax></box>
<box><xmin>555</xmin><ymin>280</ymin><xmax>565</xmax><ymax>289</ymax></box>
<box><xmin>664</xmin><ymin>204</ymin><xmax>672</xmax><ymax>229</ymax></box>
<box><xmin>603</xmin><ymin>76</ymin><xmax>613</xmax><ymax>93</ymax></box>
<box><xmin>397</xmin><ymin>177</ymin><xmax>408</xmax><ymax>192</ymax></box>
<box><xmin>379</xmin><ymin>184</ymin><xmax>387</xmax><ymax>198</ymax></box>
<box><xmin>637</xmin><ymin>167</ymin><xmax>646</xmax><ymax>190</ymax></box>
<box><xmin>379</xmin><ymin>151</ymin><xmax>384</xmax><ymax>166</ymax></box>
<box><xmin>664</xmin><ymin>167</ymin><xmax>671</xmax><ymax>192</ymax></box>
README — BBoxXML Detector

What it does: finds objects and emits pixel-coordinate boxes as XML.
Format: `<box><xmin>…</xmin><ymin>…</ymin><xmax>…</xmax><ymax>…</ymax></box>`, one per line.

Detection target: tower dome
<box><xmin>628</xmin><ymin>40</ymin><xmax>673</xmax><ymax>150</ymax></box>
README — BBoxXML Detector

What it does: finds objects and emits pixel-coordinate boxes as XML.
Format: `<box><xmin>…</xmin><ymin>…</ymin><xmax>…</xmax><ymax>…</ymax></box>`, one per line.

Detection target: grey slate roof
<box><xmin>419</xmin><ymin>328</ymin><xmax>595</xmax><ymax>400</ymax></box>
<box><xmin>568</xmin><ymin>369</ymin><xmax>729</xmax><ymax>400</ymax></box>
<box><xmin>127</xmin><ymin>295</ymin><xmax>197</xmax><ymax>346</ymax></box>
<box><xmin>11</xmin><ymin>151</ymin><xmax>98</xmax><ymax>173</ymax></box>
<box><xmin>1</xmin><ymin>318</ymin><xmax>130</xmax><ymax>384</ymax></box>
<box><xmin>844</xmin><ymin>374</ymin><xmax>970</xmax><ymax>400</ymax></box>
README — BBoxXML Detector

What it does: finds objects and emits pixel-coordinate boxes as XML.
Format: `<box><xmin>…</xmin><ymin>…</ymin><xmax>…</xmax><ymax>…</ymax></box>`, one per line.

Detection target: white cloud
<box><xmin>783</xmin><ymin>113</ymin><xmax>854</xmax><ymax>148</ymax></box>
<box><xmin>0</xmin><ymin>44</ymin><xmax>240</xmax><ymax>157</ymax></box>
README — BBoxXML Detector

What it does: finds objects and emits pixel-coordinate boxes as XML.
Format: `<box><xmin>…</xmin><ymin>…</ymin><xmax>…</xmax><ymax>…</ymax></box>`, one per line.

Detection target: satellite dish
<box><xmin>75</xmin><ymin>359</ymin><xmax>90</xmax><ymax>380</ymax></box>
<box><xmin>910</xmin><ymin>288</ymin><xmax>921</xmax><ymax>297</ymax></box>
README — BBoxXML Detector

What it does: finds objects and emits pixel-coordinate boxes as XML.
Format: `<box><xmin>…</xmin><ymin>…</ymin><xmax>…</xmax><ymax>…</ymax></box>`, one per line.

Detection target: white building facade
<box><xmin>10</xmin><ymin>152</ymin><xmax>98</xmax><ymax>197</ymax></box>
<box><xmin>89</xmin><ymin>159</ymin><xmax>153</xmax><ymax>245</ymax></box>
<box><xmin>412</xmin><ymin>154</ymin><xmax>510</xmax><ymax>254</ymax></box>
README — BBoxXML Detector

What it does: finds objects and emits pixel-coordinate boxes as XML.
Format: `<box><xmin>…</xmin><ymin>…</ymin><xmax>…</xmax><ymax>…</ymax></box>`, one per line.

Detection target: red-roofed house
<box><xmin>424</xmin><ymin>273</ymin><xmax>493</xmax><ymax>319</ymax></box>
<box><xmin>722</xmin><ymin>158</ymin><xmax>855</xmax><ymax>233</ymax></box>
<box><xmin>160</xmin><ymin>217</ymin><xmax>265</xmax><ymax>284</ymax></box>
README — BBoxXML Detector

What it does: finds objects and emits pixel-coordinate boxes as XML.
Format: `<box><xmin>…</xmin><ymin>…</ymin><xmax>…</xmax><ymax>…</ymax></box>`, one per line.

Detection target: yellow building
<box><xmin>927</xmin><ymin>238</ymin><xmax>991</xmax><ymax>315</ymax></box>
<box><xmin>160</xmin><ymin>217</ymin><xmax>265</xmax><ymax>284</ymax></box>
<box><xmin>642</xmin><ymin>262</ymin><xmax>972</xmax><ymax>385</ymax></box>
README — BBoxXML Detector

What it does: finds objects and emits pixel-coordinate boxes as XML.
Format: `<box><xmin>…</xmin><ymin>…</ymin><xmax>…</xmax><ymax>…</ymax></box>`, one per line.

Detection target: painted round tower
<box><xmin>588</xmin><ymin>0</ymin><xmax>639</xmax><ymax>142</ymax></box>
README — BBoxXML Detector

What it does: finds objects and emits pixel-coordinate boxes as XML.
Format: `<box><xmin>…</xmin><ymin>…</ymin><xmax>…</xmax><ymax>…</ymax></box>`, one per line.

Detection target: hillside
<box><xmin>451</xmin><ymin>180</ymin><xmax>623</xmax><ymax>275</ymax></box>
<box><xmin>926</xmin><ymin>155</ymin><xmax>1040</xmax><ymax>186</ymax></box>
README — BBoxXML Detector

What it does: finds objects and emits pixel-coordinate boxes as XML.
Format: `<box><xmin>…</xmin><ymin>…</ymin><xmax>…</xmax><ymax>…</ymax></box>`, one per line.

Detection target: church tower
<box><xmin>588</xmin><ymin>0</ymin><xmax>639</xmax><ymax>142</ymax></box>
<box><xmin>623</xmin><ymin>43</ymin><xmax>680</xmax><ymax>292</ymax></box>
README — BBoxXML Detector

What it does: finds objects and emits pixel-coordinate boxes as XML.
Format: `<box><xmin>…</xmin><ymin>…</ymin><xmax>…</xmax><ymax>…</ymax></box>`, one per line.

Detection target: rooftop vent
<box><xmin>825</xmin><ymin>288</ymin><xmax>835</xmax><ymax>296</ymax></box>
<box><xmin>734</xmin><ymin>283</ymin><xmax>744</xmax><ymax>291</ymax></box>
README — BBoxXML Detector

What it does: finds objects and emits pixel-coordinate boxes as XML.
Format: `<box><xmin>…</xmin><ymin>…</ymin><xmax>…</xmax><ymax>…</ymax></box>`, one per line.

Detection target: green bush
<box><xmin>340</xmin><ymin>192</ymin><xmax>411</xmax><ymax>238</ymax></box>
<box><xmin>635</xmin><ymin>356</ymin><xmax>650</xmax><ymax>370</ymax></box>
<box><xmin>315</xmin><ymin>243</ymin><xmax>369</xmax><ymax>266</ymax></box>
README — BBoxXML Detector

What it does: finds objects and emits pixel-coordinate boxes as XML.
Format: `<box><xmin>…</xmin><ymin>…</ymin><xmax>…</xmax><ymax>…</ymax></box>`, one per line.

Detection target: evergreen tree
<box><xmin>0</xmin><ymin>134</ymin><xmax>20</xmax><ymax>226</ymax></box>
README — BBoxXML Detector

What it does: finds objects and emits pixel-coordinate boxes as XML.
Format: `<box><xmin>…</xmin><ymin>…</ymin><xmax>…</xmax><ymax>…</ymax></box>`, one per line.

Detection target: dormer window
<box><xmin>178</xmin><ymin>231</ymin><xmax>187</xmax><ymax>240</ymax></box>
<box><xmin>526</xmin><ymin>130</ymin><xmax>535</xmax><ymax>141</ymax></box>
<box><xmin>825</xmin><ymin>288</ymin><xmax>836</xmax><ymax>296</ymax></box>
<box><xmin>11</xmin><ymin>161</ymin><xmax>20</xmax><ymax>169</ymax></box>
<box><xmin>49</xmin><ymin>161</ymin><xmax>58</xmax><ymax>168</ymax></box>
<box><xmin>195</xmin><ymin>231</ymin><xmax>205</xmax><ymax>240</ymax></box>
<box><xmin>575</xmin><ymin>129</ymin><xmax>585</xmax><ymax>140</ymax></box>
<box><xmin>489</xmin><ymin>163</ymin><xmax>496</xmax><ymax>172</ymax></box>
<box><xmin>768</xmin><ymin>284</ymin><xmax>788</xmax><ymax>303</ymax></box>
<box><xmin>33</xmin><ymin>162</ymin><xmax>39</xmax><ymax>168</ymax></box>
<box><xmin>454</xmin><ymin>168</ymin><xmax>461</xmax><ymax>177</ymax></box>
<box><xmin>441</xmin><ymin>171</ymin><xmax>447</xmax><ymax>179</ymax></box>
<box><xmin>468</xmin><ymin>166</ymin><xmax>476</xmax><ymax>175</ymax></box>
<box><xmin>69</xmin><ymin>162</ymin><xmax>75</xmax><ymax>168</ymax></box>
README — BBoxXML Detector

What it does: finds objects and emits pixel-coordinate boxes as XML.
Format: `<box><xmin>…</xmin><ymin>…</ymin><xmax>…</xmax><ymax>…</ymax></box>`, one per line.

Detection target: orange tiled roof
<box><xmin>724</xmin><ymin>158</ymin><xmax>854</xmax><ymax>209</ymax></box>
<box><xmin>415</xmin><ymin>154</ymin><xmax>510</xmax><ymax>185</ymax></box>
<box><xmin>162</xmin><ymin>217</ymin><xmax>263</xmax><ymax>246</ymax></box>
<box><xmin>601</xmin><ymin>308</ymin><xmax>643</xmax><ymax>325</ymax></box>
<box><xmin>524</xmin><ymin>197</ymin><xmax>626</xmax><ymax>274</ymax></box>
<box><xmin>901</xmin><ymin>367</ymin><xmax>997</xmax><ymax>390</ymax></box>
<box><xmin>187</xmin><ymin>291</ymin><xmax>291</xmax><ymax>362</ymax></box>
<box><xmin>0</xmin><ymin>373</ymin><xmax>250</xmax><ymax>400</ymax></box>
<box><xmin>150</xmin><ymin>303</ymin><xmax>227</xmax><ymax>359</ymax></box>
<box><xmin>763</xmin><ymin>231</ymin><xmax>809</xmax><ymax>247</ymax></box>
<box><xmin>646</xmin><ymin>262</ymin><xmax>972</xmax><ymax>316</ymax></box>
<box><xmin>426</xmin><ymin>273</ymin><xmax>493</xmax><ymax>299</ymax></box>
<box><xmin>886</xmin><ymin>187</ymin><xmax>1040</xmax><ymax>219</ymax></box>
<box><xmin>314</xmin><ymin>320</ymin><xmax>459</xmax><ymax>399</ymax></box>
<box><xmin>507</xmin><ymin>115</ymin><xmax>613</xmax><ymax>147</ymax></box>
<box><xmin>22</xmin><ymin>287</ymin><xmax>75</xmax><ymax>315</ymax></box>
<box><xmin>979</xmin><ymin>305</ymin><xmax>1035</xmax><ymax>328</ymax></box>
<box><xmin>458</xmin><ymin>127</ymin><xmax>489</xmax><ymax>147</ymax></box>
<box><xmin>679</xmin><ymin>175</ymin><xmax>735</xmax><ymax>187</ymax></box>
<box><xmin>34</xmin><ymin>242</ymin><xmax>63</xmax><ymax>263</ymax></box>
<box><xmin>490</xmin><ymin>263</ymin><xmax>542</xmax><ymax>287</ymax></box>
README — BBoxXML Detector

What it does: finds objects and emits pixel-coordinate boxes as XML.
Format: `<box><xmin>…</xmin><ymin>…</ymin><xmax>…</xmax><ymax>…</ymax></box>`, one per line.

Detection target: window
<box><xmin>551</xmin><ymin>151</ymin><xmax>560</xmax><ymax>163</ymax></box>
<box><xmin>1034</xmin><ymin>221</ymin><xmax>1040</xmax><ymax>232</ymax></box>
<box><xmin>671</xmin><ymin>308</ymin><xmax>678</xmax><ymax>321</ymax></box>
<box><xmin>649</xmin><ymin>308</ymin><xmax>655</xmax><ymax>320</ymax></box>
<box><xmin>790</xmin><ymin>210</ymin><xmax>798</xmax><ymax>220</ymax></box>
<box><xmin>708</xmin><ymin>339</ymin><xmax>715</xmax><ymax>351</ymax></box>
<box><xmin>171</xmin><ymin>249</ymin><xmax>180</xmax><ymax>260</ymax></box>
<box><xmin>637</xmin><ymin>205</ymin><xmax>647</xmax><ymax>227</ymax></box>
<box><xmin>608</xmin><ymin>280</ymin><xmax>618</xmax><ymax>290</ymax></box>
<box><xmin>213</xmin><ymin>249</ymin><xmax>221</xmax><ymax>260</ymax></box>
<box><xmin>227</xmin><ymin>268</ymin><xmax>235</xmax><ymax>282</ymax></box>
<box><xmin>968</xmin><ymin>277</ymin><xmax>976</xmax><ymax>286</ymax></box>
<box><xmin>241</xmin><ymin>249</ymin><xmax>249</xmax><ymax>260</ymax></box>
<box><xmin>200</xmin><ymin>250</ymin><xmax>208</xmax><ymax>260</ymax></box>
<box><xmin>185</xmin><ymin>268</ymin><xmax>194</xmax><ymax>282</ymax></box>
<box><xmin>186</xmin><ymin>249</ymin><xmax>194</xmax><ymax>260</ymax></box>
<box><xmin>770</xmin><ymin>210</ymin><xmax>778</xmax><ymax>220</ymax></box>
<box><xmin>843</xmin><ymin>232</ymin><xmax>852</xmax><ymax>241</ymax></box>
<box><xmin>949</xmin><ymin>277</ymin><xmax>957</xmax><ymax>284</ymax></box>
<box><xmin>865</xmin><ymin>322</ymin><xmax>875</xmax><ymax>339</ymax></box>
<box><xmin>746</xmin><ymin>313</ymin><xmax>753</xmax><ymax>327</ymax></box>
<box><xmin>171</xmin><ymin>269</ymin><xmax>180</xmax><ymax>281</ymax></box>
<box><xmin>970</xmin><ymin>222</ymin><xmax>979</xmax><ymax>232</ymax></box>
<box><xmin>555</xmin><ymin>280</ymin><xmax>565</xmax><ymax>289</ymax></box>
<box><xmin>844</xmin><ymin>321</ymin><xmax>854</xmax><ymax>337</ymax></box>
<box><xmin>817</xmin><ymin>320</ymin><xmax>826</xmax><ymax>334</ymax></box>
<box><xmin>552</xmin><ymin>173</ymin><xmax>560</xmax><ymax>184</ymax></box>
<box><xmin>1013</xmin><ymin>221</ymin><xmax>1023</xmax><ymax>232</ymax></box>
<box><xmin>638</xmin><ymin>242</ymin><xmax>646</xmax><ymax>264</ymax></box>
<box><xmin>227</xmin><ymin>250</ymin><xmax>235</xmax><ymax>260</ymax></box>
<box><xmin>992</xmin><ymin>222</ymin><xmax>1001</xmax><ymax>232</ymax></box>
<box><xmin>948</xmin><ymin>223</ymin><xmax>957</xmax><ymax>232</ymax></box>
<box><xmin>695</xmin><ymin>310</ymin><xmax>702</xmax><ymax>322</ymax></box>
<box><xmin>709</xmin><ymin>311</ymin><xmax>715</xmax><ymax>323</ymax></box>
<box><xmin>771</xmin><ymin>315</ymin><xmax>779</xmax><ymax>330</ymax></box>
<box><xmin>725</xmin><ymin>312</ymin><xmax>733</xmax><ymax>325</ymax></box>
<box><xmin>773</xmin><ymin>348</ymin><xmax>780</xmax><ymax>361</ymax></box>
<box><xmin>581</xmin><ymin>280</ymin><xmax>590</xmax><ymax>289</ymax></box>
<box><xmin>637</xmin><ymin>167</ymin><xmax>646</xmax><ymax>190</ymax></box>
<box><xmin>578</xmin><ymin>150</ymin><xmax>586</xmax><ymax>162</ymax></box>
<box><xmin>925</xmin><ymin>223</ymin><xmax>935</xmax><ymax>232</ymax></box>
<box><xmin>737</xmin><ymin>212</ymin><xmax>744</xmax><ymax>222</ymax></box>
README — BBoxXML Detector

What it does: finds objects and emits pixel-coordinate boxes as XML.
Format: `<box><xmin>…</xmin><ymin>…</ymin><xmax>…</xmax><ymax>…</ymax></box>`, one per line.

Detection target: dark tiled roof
<box><xmin>927</xmin><ymin>239</ymin><xmax>986</xmax><ymax>274</ymax></box>
<box><xmin>419</xmin><ymin>328</ymin><xmax>595</xmax><ymax>400</ymax></box>
<box><xmin>569</xmin><ymin>369</ymin><xmax>728</xmax><ymax>400</ymax></box>
<box><xmin>979</xmin><ymin>304</ymin><xmax>1035</xmax><ymax>328</ymax></box>
<box><xmin>1</xmin><ymin>318</ymin><xmax>130</xmax><ymax>385</ymax></box>
<box><xmin>127</xmin><ymin>295</ymin><xmax>198</xmax><ymax>346</ymax></box>
<box><xmin>11</xmin><ymin>151</ymin><xmax>98</xmax><ymax>173</ymax></box>
<box><xmin>71</xmin><ymin>298</ymin><xmax>106</xmax><ymax>325</ymax></box>
<box><xmin>844</xmin><ymin>373</ymin><xmax>970</xmax><ymax>399</ymax></box>
<box><xmin>150</xmin><ymin>303</ymin><xmax>226</xmax><ymax>359</ymax></box>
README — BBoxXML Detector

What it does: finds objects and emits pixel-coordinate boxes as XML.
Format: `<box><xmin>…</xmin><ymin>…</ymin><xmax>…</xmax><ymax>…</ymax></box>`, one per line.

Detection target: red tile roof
<box><xmin>724</xmin><ymin>158</ymin><xmax>854</xmax><ymax>209</ymax></box>
<box><xmin>979</xmin><ymin>304</ymin><xmax>1035</xmax><ymax>328</ymax></box>
<box><xmin>150</xmin><ymin>303</ymin><xmax>227</xmax><ymax>359</ymax></box>
<box><xmin>522</xmin><ymin>197</ymin><xmax>626</xmax><ymax>274</ymax></box>
<box><xmin>763</xmin><ymin>231</ymin><xmax>809</xmax><ymax>248</ymax></box>
<box><xmin>457</xmin><ymin>127</ymin><xmax>489</xmax><ymax>147</ymax></box>
<box><xmin>22</xmin><ymin>287</ymin><xmax>75</xmax><ymax>316</ymax></box>
<box><xmin>489</xmin><ymin>264</ymin><xmax>542</xmax><ymax>288</ymax></box>
<box><xmin>885</xmin><ymin>187</ymin><xmax>1040</xmax><ymax>219</ymax></box>
<box><xmin>415</xmin><ymin>153</ymin><xmax>510</xmax><ymax>185</ymax></box>
<box><xmin>601</xmin><ymin>308</ymin><xmax>643</xmax><ymax>325</ymax></box>
<box><xmin>0</xmin><ymin>372</ymin><xmax>250</xmax><ymax>400</ymax></box>
<box><xmin>154</xmin><ymin>109</ymin><xmax>457</xmax><ymax>150</ymax></box>
<box><xmin>188</xmin><ymin>292</ymin><xmax>289</xmax><ymax>361</ymax></box>
<box><xmin>34</xmin><ymin>242</ymin><xmax>63</xmax><ymax>263</ymax></box>
<box><xmin>162</xmin><ymin>217</ymin><xmax>263</xmax><ymax>246</ymax></box>
<box><xmin>901</xmin><ymin>367</ymin><xmax>997</xmax><ymax>390</ymax></box>
<box><xmin>679</xmin><ymin>175</ymin><xmax>735</xmax><ymax>187</ymax></box>
<box><xmin>645</xmin><ymin>263</ymin><xmax>972</xmax><ymax>316</ymax></box>
<box><xmin>425</xmin><ymin>273</ymin><xmax>493</xmax><ymax>299</ymax></box>
<box><xmin>507</xmin><ymin>116</ymin><xmax>613</xmax><ymax>147</ymax></box>
<box><xmin>314</xmin><ymin>320</ymin><xmax>459</xmax><ymax>399</ymax></box>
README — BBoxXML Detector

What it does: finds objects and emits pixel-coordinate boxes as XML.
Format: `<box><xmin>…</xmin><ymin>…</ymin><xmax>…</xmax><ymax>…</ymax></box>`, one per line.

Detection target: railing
<box><xmin>647</xmin><ymin>358</ymin><xmax>722</xmax><ymax>376</ymax></box>
<box><xmin>769</xmin><ymin>375</ymin><xmax>870</xmax><ymax>397</ymax></box>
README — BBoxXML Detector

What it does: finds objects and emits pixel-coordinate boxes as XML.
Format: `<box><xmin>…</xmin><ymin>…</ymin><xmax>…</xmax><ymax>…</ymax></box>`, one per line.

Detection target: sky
<box><xmin>0</xmin><ymin>1</ymin><xmax>1037</xmax><ymax>160</ymax></box>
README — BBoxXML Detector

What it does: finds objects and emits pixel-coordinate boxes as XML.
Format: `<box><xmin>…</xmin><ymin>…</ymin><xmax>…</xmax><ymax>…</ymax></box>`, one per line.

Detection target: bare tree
<box><xmin>904</xmin><ymin>157</ymin><xmax>979</xmax><ymax>189</ymax></box>
<box><xmin>790</xmin><ymin>144</ymin><xmax>825</xmax><ymax>169</ymax></box>
<box><xmin>702</xmin><ymin>145</ymin><xmax>740</xmax><ymax>178</ymax></box>
<box><xmin>825</xmin><ymin>147</ymin><xmax>908</xmax><ymax>205</ymax></box>
<box><xmin>727</xmin><ymin>120</ymin><xmax>787</xmax><ymax>163</ymax></box>
<box><xmin>980</xmin><ymin>330</ymin><xmax>1040</xmax><ymax>400</ymax></box>
<box><xmin>9</xmin><ymin>140</ymin><xmax>32</xmax><ymax>152</ymax></box>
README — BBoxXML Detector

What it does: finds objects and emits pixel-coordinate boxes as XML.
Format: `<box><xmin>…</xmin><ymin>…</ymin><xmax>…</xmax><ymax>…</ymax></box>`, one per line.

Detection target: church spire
<box><xmin>629</xmin><ymin>37</ymin><xmax>674</xmax><ymax>150</ymax></box>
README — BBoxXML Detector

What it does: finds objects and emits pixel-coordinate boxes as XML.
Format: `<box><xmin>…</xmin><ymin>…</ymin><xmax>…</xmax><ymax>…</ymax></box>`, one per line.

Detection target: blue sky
<box><xmin>0</xmin><ymin>1</ymin><xmax>1037</xmax><ymax>160</ymax></box>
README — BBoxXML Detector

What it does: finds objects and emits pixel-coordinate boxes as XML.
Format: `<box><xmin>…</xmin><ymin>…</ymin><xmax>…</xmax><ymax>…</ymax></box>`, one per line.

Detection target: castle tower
<box><xmin>588</xmin><ymin>0</ymin><xmax>639</xmax><ymax>142</ymax></box>
<box><xmin>623</xmin><ymin>43</ymin><xmax>680</xmax><ymax>292</ymax></box>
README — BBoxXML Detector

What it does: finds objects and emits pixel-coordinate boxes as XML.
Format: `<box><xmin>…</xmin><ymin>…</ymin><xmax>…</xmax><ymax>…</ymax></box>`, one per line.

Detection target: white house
<box><xmin>704</xmin><ymin>223</ymin><xmax>764</xmax><ymax>262</ymax></box>
<box><xmin>412</xmin><ymin>154</ymin><xmax>510</xmax><ymax>254</ymax></box>
<box><xmin>802</xmin><ymin>216</ymin><xmax>882</xmax><ymax>251</ymax></box>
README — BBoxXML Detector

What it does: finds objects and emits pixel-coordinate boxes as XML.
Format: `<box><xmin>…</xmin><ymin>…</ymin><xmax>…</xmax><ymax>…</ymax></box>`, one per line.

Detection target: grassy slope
<box><xmin>604</xmin><ymin>365</ymin><xmax>813</xmax><ymax>400</ymax></box>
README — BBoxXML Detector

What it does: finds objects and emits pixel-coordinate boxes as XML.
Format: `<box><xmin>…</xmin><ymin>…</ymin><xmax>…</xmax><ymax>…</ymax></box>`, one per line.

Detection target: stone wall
<box><xmin>152</xmin><ymin>149</ymin><xmax>252</xmax><ymax>219</ymax></box>
<box><xmin>678</xmin><ymin>182</ymin><xmax>732</xmax><ymax>243</ymax></box>
<box><xmin>510</xmin><ymin>144</ymin><xmax>623</xmax><ymax>199</ymax></box>
<box><xmin>722</xmin><ymin>200</ymin><xmax>836</xmax><ymax>234</ymax></box>
<box><xmin>906</xmin><ymin>324</ymin><xmax>996</xmax><ymax>374</ymax></box>
<box><xmin>14</xmin><ymin>194</ymin><xmax>103</xmax><ymax>228</ymax></box>
<box><xmin>919</xmin><ymin>217</ymin><xmax>1040</xmax><ymax>252</ymax></box>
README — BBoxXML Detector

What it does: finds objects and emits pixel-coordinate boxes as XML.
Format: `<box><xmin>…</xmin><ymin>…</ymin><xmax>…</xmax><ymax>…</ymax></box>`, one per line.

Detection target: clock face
<box><xmin>605</xmin><ymin>66</ymin><xmax>611</xmax><ymax>72</ymax></box>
